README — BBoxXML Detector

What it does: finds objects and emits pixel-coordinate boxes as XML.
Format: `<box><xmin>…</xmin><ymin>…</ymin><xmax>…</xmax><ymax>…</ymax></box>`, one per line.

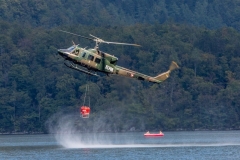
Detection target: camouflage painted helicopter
<box><xmin>58</xmin><ymin>30</ymin><xmax>179</xmax><ymax>83</ymax></box>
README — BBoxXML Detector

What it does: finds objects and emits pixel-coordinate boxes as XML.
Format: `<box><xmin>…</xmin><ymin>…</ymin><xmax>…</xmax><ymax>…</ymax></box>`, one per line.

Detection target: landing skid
<box><xmin>64</xmin><ymin>63</ymin><xmax>99</xmax><ymax>77</ymax></box>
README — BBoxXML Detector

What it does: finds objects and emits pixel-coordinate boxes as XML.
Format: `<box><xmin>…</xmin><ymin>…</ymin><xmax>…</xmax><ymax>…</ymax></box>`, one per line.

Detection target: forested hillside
<box><xmin>0</xmin><ymin>20</ymin><xmax>240</xmax><ymax>133</ymax></box>
<box><xmin>1</xmin><ymin>0</ymin><xmax>240</xmax><ymax>133</ymax></box>
<box><xmin>1</xmin><ymin>0</ymin><xmax>240</xmax><ymax>30</ymax></box>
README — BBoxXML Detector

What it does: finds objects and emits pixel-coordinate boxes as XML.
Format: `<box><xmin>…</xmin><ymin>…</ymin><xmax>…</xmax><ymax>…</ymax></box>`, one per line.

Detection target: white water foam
<box><xmin>54</xmin><ymin>127</ymin><xmax>240</xmax><ymax>149</ymax></box>
<box><xmin>48</xmin><ymin>112</ymin><xmax>240</xmax><ymax>149</ymax></box>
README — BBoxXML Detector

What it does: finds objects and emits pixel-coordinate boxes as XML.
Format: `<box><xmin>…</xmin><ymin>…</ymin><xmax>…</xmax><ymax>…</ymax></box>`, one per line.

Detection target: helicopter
<box><xmin>57</xmin><ymin>30</ymin><xmax>179</xmax><ymax>83</ymax></box>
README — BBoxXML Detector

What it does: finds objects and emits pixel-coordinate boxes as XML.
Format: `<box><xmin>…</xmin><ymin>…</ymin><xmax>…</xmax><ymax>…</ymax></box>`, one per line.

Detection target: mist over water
<box><xmin>46</xmin><ymin>111</ymin><xmax>142</xmax><ymax>148</ymax></box>
<box><xmin>1</xmin><ymin>132</ymin><xmax>240</xmax><ymax>160</ymax></box>
<box><xmin>2</xmin><ymin>116</ymin><xmax>240</xmax><ymax>160</ymax></box>
<box><xmin>46</xmin><ymin>112</ymin><xmax>240</xmax><ymax>149</ymax></box>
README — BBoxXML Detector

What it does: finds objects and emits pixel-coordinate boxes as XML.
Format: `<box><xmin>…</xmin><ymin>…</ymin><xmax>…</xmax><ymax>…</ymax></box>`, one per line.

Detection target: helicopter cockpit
<box><xmin>58</xmin><ymin>45</ymin><xmax>78</xmax><ymax>58</ymax></box>
<box><xmin>67</xmin><ymin>45</ymin><xmax>76</xmax><ymax>52</ymax></box>
<box><xmin>68</xmin><ymin>46</ymin><xmax>81</xmax><ymax>55</ymax></box>
<box><xmin>58</xmin><ymin>45</ymin><xmax>75</xmax><ymax>54</ymax></box>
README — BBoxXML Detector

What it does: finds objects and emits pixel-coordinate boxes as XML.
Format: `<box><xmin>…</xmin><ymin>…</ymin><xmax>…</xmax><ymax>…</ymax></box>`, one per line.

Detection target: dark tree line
<box><xmin>0</xmin><ymin>0</ymin><xmax>240</xmax><ymax>30</ymax></box>
<box><xmin>0</xmin><ymin>21</ymin><xmax>240</xmax><ymax>133</ymax></box>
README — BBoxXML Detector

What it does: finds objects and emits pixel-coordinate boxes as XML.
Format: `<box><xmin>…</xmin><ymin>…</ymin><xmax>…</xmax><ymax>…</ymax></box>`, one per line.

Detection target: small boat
<box><xmin>144</xmin><ymin>131</ymin><xmax>164</xmax><ymax>137</ymax></box>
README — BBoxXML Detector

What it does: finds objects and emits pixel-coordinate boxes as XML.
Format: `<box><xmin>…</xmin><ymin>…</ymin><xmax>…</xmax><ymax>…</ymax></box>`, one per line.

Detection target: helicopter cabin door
<box><xmin>94</xmin><ymin>56</ymin><xmax>102</xmax><ymax>69</ymax></box>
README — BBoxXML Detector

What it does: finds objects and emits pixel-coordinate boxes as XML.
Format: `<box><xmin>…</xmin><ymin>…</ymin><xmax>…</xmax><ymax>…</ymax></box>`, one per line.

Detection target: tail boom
<box><xmin>114</xmin><ymin>61</ymin><xmax>179</xmax><ymax>83</ymax></box>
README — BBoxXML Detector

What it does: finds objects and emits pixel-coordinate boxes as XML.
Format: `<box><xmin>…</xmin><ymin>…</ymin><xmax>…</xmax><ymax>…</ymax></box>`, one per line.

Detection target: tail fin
<box><xmin>154</xmin><ymin>61</ymin><xmax>179</xmax><ymax>82</ymax></box>
<box><xmin>169</xmin><ymin>61</ymin><xmax>179</xmax><ymax>72</ymax></box>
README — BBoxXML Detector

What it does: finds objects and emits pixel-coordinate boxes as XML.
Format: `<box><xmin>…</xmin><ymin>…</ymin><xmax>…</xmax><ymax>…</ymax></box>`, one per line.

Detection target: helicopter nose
<box><xmin>58</xmin><ymin>49</ymin><xmax>69</xmax><ymax>57</ymax></box>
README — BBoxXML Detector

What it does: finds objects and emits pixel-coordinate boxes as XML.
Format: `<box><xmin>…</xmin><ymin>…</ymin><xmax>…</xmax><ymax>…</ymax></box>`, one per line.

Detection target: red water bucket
<box><xmin>80</xmin><ymin>106</ymin><xmax>90</xmax><ymax>118</ymax></box>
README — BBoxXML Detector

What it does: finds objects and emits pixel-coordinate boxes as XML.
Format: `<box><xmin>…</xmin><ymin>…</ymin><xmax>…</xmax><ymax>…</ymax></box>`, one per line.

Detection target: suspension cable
<box><xmin>82</xmin><ymin>75</ymin><xmax>91</xmax><ymax>107</ymax></box>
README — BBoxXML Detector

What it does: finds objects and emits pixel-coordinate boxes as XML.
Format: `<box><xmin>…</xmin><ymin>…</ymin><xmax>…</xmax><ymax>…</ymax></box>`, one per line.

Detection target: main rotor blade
<box><xmin>60</xmin><ymin>30</ymin><xmax>141</xmax><ymax>47</ymax></box>
<box><xmin>104</xmin><ymin>41</ymin><xmax>141</xmax><ymax>47</ymax></box>
<box><xmin>59</xmin><ymin>30</ymin><xmax>94</xmax><ymax>41</ymax></box>
<box><xmin>89</xmin><ymin>34</ymin><xmax>140</xmax><ymax>46</ymax></box>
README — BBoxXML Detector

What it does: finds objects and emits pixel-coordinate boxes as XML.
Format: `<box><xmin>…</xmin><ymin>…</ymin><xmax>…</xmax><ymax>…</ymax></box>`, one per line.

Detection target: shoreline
<box><xmin>0</xmin><ymin>128</ymin><xmax>240</xmax><ymax>135</ymax></box>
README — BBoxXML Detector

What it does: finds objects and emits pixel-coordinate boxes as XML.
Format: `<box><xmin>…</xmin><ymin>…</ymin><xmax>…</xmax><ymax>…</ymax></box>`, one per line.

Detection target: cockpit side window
<box><xmin>95</xmin><ymin>58</ymin><xmax>101</xmax><ymax>64</ymax></box>
<box><xmin>74</xmin><ymin>49</ymin><xmax>80</xmax><ymax>55</ymax></box>
<box><xmin>82</xmin><ymin>52</ymin><xmax>86</xmax><ymax>58</ymax></box>
<box><xmin>88</xmin><ymin>54</ymin><xmax>94</xmax><ymax>61</ymax></box>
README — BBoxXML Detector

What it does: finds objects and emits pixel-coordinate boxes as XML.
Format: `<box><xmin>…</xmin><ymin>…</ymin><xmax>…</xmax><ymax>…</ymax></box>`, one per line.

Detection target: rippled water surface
<box><xmin>0</xmin><ymin>131</ymin><xmax>240</xmax><ymax>159</ymax></box>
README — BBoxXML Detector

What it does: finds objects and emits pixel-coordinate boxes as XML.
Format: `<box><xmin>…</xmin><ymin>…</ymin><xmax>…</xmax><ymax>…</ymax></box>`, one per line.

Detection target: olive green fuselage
<box><xmin>58</xmin><ymin>45</ymin><xmax>179</xmax><ymax>83</ymax></box>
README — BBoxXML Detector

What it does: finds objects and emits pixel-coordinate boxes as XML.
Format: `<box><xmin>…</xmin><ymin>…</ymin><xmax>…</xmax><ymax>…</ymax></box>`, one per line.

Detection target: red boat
<box><xmin>144</xmin><ymin>131</ymin><xmax>164</xmax><ymax>137</ymax></box>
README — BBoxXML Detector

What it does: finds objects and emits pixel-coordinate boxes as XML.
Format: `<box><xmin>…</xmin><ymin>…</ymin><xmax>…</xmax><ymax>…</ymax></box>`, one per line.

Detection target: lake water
<box><xmin>0</xmin><ymin>131</ymin><xmax>240</xmax><ymax>159</ymax></box>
